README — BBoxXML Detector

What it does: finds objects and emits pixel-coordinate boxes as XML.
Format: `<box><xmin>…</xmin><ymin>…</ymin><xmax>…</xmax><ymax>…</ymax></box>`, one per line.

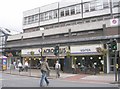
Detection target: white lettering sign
<box><xmin>71</xmin><ymin>44</ymin><xmax>102</xmax><ymax>54</ymax></box>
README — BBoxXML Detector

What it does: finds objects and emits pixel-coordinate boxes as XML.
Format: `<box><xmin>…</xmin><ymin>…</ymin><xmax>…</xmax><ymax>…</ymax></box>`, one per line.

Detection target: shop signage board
<box><xmin>71</xmin><ymin>44</ymin><xmax>103</xmax><ymax>55</ymax></box>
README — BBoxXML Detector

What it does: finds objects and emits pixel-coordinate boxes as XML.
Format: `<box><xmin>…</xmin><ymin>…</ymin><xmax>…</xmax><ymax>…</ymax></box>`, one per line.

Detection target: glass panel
<box><xmin>53</xmin><ymin>10</ymin><xmax>58</xmax><ymax>18</ymax></box>
<box><xmin>71</xmin><ymin>6</ymin><xmax>75</xmax><ymax>15</ymax></box>
<box><xmin>83</xmin><ymin>3</ymin><xmax>90</xmax><ymax>12</ymax></box>
<box><xmin>76</xmin><ymin>4</ymin><xmax>81</xmax><ymax>14</ymax></box>
<box><xmin>60</xmin><ymin>9</ymin><xmax>64</xmax><ymax>17</ymax></box>
<box><xmin>65</xmin><ymin>8</ymin><xmax>70</xmax><ymax>16</ymax></box>
<box><xmin>103</xmin><ymin>0</ymin><xmax>109</xmax><ymax>9</ymax></box>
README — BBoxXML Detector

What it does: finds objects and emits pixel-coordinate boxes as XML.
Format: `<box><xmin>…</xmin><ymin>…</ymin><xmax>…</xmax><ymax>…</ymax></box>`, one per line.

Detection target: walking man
<box><xmin>24</xmin><ymin>61</ymin><xmax>29</xmax><ymax>72</ymax></box>
<box><xmin>40</xmin><ymin>57</ymin><xmax>50</xmax><ymax>87</ymax></box>
<box><xmin>55</xmin><ymin>60</ymin><xmax>61</xmax><ymax>78</ymax></box>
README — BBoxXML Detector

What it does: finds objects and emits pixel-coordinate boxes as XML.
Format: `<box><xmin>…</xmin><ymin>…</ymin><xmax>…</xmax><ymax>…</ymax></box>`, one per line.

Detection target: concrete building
<box><xmin>0</xmin><ymin>27</ymin><xmax>11</xmax><ymax>70</ymax></box>
<box><xmin>6</xmin><ymin>0</ymin><xmax>120</xmax><ymax>73</ymax></box>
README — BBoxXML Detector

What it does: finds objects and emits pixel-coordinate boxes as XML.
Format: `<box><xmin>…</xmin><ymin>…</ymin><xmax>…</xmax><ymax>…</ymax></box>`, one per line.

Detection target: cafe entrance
<box><xmin>72</xmin><ymin>55</ymin><xmax>104</xmax><ymax>74</ymax></box>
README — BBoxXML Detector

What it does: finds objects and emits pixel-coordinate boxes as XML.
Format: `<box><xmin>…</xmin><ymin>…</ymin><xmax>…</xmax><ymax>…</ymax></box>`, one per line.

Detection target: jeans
<box><xmin>40</xmin><ymin>70</ymin><xmax>49</xmax><ymax>87</ymax></box>
<box><xmin>56</xmin><ymin>68</ymin><xmax>60</xmax><ymax>78</ymax></box>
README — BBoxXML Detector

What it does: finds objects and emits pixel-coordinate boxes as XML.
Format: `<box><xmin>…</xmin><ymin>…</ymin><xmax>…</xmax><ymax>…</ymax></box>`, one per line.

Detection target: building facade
<box><xmin>6</xmin><ymin>0</ymin><xmax>120</xmax><ymax>73</ymax></box>
<box><xmin>0</xmin><ymin>27</ymin><xmax>11</xmax><ymax>70</ymax></box>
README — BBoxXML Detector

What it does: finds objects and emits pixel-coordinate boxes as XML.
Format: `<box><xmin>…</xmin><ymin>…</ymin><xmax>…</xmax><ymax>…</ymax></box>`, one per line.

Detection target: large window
<box><xmin>112</xmin><ymin>0</ymin><xmax>120</xmax><ymax>7</ymax></box>
<box><xmin>71</xmin><ymin>6</ymin><xmax>75</xmax><ymax>15</ymax></box>
<box><xmin>40</xmin><ymin>13</ymin><xmax>44</xmax><ymax>21</ymax></box>
<box><xmin>103</xmin><ymin>0</ymin><xmax>109</xmax><ymax>9</ymax></box>
<box><xmin>49</xmin><ymin>11</ymin><xmax>53</xmax><ymax>20</ymax></box>
<box><xmin>53</xmin><ymin>10</ymin><xmax>58</xmax><ymax>18</ymax></box>
<box><xmin>45</xmin><ymin>12</ymin><xmax>49</xmax><ymax>20</ymax></box>
<box><xmin>65</xmin><ymin>8</ymin><xmax>70</xmax><ymax>16</ymax></box>
<box><xmin>31</xmin><ymin>15</ymin><xmax>35</xmax><ymax>22</ymax></box>
<box><xmin>35</xmin><ymin>14</ymin><xmax>39</xmax><ymax>22</ymax></box>
<box><xmin>24</xmin><ymin>17</ymin><xmax>28</xmax><ymax>25</ymax></box>
<box><xmin>28</xmin><ymin>16</ymin><xmax>32</xmax><ymax>24</ymax></box>
<box><xmin>90</xmin><ymin>1</ymin><xmax>96</xmax><ymax>11</ymax></box>
<box><xmin>76</xmin><ymin>5</ymin><xmax>81</xmax><ymax>14</ymax></box>
<box><xmin>60</xmin><ymin>9</ymin><xmax>64</xmax><ymax>17</ymax></box>
<box><xmin>84</xmin><ymin>3</ymin><xmax>90</xmax><ymax>12</ymax></box>
<box><xmin>95</xmin><ymin>0</ymin><xmax>103</xmax><ymax>10</ymax></box>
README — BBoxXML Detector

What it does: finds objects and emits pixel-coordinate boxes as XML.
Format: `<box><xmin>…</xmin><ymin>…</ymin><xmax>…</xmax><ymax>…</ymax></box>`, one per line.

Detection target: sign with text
<box><xmin>71</xmin><ymin>44</ymin><xmax>103</xmax><ymax>54</ymax></box>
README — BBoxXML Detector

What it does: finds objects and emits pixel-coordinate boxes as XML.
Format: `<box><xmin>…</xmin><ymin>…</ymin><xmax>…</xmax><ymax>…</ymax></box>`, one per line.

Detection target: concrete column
<box><xmin>106</xmin><ymin>49</ymin><xmax>110</xmax><ymax>73</ymax></box>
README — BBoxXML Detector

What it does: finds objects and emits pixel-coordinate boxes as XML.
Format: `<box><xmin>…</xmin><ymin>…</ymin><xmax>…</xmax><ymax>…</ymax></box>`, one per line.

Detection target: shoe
<box><xmin>47</xmin><ymin>82</ymin><xmax>49</xmax><ymax>86</ymax></box>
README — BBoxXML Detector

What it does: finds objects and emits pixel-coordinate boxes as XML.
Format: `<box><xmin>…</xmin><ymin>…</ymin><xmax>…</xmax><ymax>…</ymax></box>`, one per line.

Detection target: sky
<box><xmin>0</xmin><ymin>0</ymin><xmax>62</xmax><ymax>34</ymax></box>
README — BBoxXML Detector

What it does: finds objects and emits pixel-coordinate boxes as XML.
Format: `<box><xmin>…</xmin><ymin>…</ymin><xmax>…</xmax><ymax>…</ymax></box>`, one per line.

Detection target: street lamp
<box><xmin>38</xmin><ymin>48</ymin><xmax>43</xmax><ymax>59</ymax></box>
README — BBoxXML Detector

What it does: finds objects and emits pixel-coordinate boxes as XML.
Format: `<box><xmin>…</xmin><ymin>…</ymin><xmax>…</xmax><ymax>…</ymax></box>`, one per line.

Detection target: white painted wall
<box><xmin>7</xmin><ymin>19</ymin><xmax>111</xmax><ymax>41</ymax></box>
<box><xmin>83</xmin><ymin>9</ymin><xmax>110</xmax><ymax>18</ymax></box>
<box><xmin>40</xmin><ymin>2</ymin><xmax>58</xmax><ymax>13</ymax></box>
<box><xmin>40</xmin><ymin>19</ymin><xmax>58</xmax><ymax>26</ymax></box>
<box><xmin>23</xmin><ymin>7</ymin><xmax>40</xmax><ymax>17</ymax></box>
<box><xmin>59</xmin><ymin>14</ymin><xmax>82</xmax><ymax>22</ymax></box>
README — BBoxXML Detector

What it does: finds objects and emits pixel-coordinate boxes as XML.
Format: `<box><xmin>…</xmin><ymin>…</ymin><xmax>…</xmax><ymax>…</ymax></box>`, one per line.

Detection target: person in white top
<box><xmin>18</xmin><ymin>62</ymin><xmax>23</xmax><ymax>72</ymax></box>
<box><xmin>55</xmin><ymin>60</ymin><xmax>61</xmax><ymax>78</ymax></box>
<box><xmin>24</xmin><ymin>61</ymin><xmax>29</xmax><ymax>72</ymax></box>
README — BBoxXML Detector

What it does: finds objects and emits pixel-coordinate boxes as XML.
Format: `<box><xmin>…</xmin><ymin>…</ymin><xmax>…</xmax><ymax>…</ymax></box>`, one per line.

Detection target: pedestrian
<box><xmin>18</xmin><ymin>62</ymin><xmax>23</xmax><ymax>72</ymax></box>
<box><xmin>72</xmin><ymin>64</ymin><xmax>76</xmax><ymax>74</ymax></box>
<box><xmin>24</xmin><ymin>61</ymin><xmax>29</xmax><ymax>72</ymax></box>
<box><xmin>55</xmin><ymin>60</ymin><xmax>61</xmax><ymax>78</ymax></box>
<box><xmin>13</xmin><ymin>60</ymin><xmax>16</xmax><ymax>69</ymax></box>
<box><xmin>40</xmin><ymin>57</ymin><xmax>50</xmax><ymax>87</ymax></box>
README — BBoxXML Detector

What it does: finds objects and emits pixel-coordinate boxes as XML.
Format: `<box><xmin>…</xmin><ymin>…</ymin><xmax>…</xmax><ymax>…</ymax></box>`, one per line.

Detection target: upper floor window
<box><xmin>76</xmin><ymin>5</ymin><xmax>81</xmax><ymax>14</ymax></box>
<box><xmin>45</xmin><ymin>12</ymin><xmax>49</xmax><ymax>20</ymax></box>
<box><xmin>35</xmin><ymin>14</ymin><xmax>39</xmax><ymax>21</ymax></box>
<box><xmin>49</xmin><ymin>11</ymin><xmax>53</xmax><ymax>19</ymax></box>
<box><xmin>65</xmin><ymin>8</ymin><xmax>70</xmax><ymax>16</ymax></box>
<box><xmin>95</xmin><ymin>0</ymin><xmax>103</xmax><ymax>10</ymax></box>
<box><xmin>40</xmin><ymin>13</ymin><xmax>44</xmax><ymax>21</ymax></box>
<box><xmin>90</xmin><ymin>1</ymin><xmax>96</xmax><ymax>11</ymax></box>
<box><xmin>70</xmin><ymin>6</ymin><xmax>75</xmax><ymax>15</ymax></box>
<box><xmin>112</xmin><ymin>0</ymin><xmax>120</xmax><ymax>7</ymax></box>
<box><xmin>24</xmin><ymin>17</ymin><xmax>28</xmax><ymax>25</ymax></box>
<box><xmin>53</xmin><ymin>10</ymin><xmax>58</xmax><ymax>18</ymax></box>
<box><xmin>28</xmin><ymin>16</ymin><xmax>32</xmax><ymax>24</ymax></box>
<box><xmin>84</xmin><ymin>3</ymin><xmax>90</xmax><ymax>12</ymax></box>
<box><xmin>60</xmin><ymin>9</ymin><xmax>64</xmax><ymax>17</ymax></box>
<box><xmin>103</xmin><ymin>1</ymin><xmax>109</xmax><ymax>9</ymax></box>
<box><xmin>32</xmin><ymin>15</ymin><xmax>35</xmax><ymax>22</ymax></box>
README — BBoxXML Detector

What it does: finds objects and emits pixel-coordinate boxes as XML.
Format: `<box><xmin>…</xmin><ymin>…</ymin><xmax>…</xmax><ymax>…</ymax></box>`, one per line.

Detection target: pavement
<box><xmin>1</xmin><ymin>69</ymin><xmax>119</xmax><ymax>85</ymax></box>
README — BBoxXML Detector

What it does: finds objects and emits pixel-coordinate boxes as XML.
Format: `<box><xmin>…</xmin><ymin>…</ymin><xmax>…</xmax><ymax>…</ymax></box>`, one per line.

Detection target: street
<box><xmin>0</xmin><ymin>73</ymin><xmax>119</xmax><ymax>88</ymax></box>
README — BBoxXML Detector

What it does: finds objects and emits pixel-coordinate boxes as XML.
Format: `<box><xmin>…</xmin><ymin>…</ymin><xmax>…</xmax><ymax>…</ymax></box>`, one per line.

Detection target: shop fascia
<box><xmin>21</xmin><ymin>46</ymin><xmax>68</xmax><ymax>57</ymax></box>
<box><xmin>70</xmin><ymin>44</ymin><xmax>103</xmax><ymax>55</ymax></box>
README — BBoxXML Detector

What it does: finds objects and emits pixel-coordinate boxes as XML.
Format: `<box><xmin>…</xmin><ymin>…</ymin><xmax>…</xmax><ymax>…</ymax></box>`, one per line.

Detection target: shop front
<box><xmin>21</xmin><ymin>46</ymin><xmax>67</xmax><ymax>71</ymax></box>
<box><xmin>70</xmin><ymin>44</ymin><xmax>105</xmax><ymax>74</ymax></box>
